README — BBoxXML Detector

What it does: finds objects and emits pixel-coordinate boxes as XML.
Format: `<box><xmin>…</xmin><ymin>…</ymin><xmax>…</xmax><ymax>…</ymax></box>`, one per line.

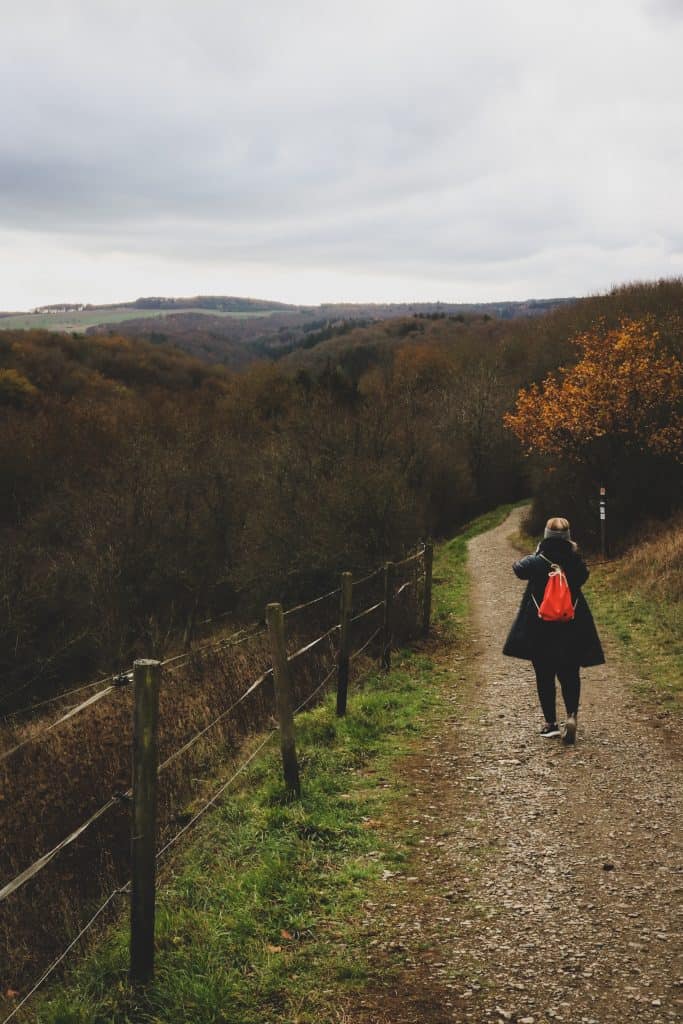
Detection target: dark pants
<box><xmin>531</xmin><ymin>654</ymin><xmax>581</xmax><ymax>723</ymax></box>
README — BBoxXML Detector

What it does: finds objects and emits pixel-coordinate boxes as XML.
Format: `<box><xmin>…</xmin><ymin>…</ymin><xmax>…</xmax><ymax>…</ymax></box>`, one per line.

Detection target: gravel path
<box><xmin>345</xmin><ymin>507</ymin><xmax>682</xmax><ymax>1024</ymax></box>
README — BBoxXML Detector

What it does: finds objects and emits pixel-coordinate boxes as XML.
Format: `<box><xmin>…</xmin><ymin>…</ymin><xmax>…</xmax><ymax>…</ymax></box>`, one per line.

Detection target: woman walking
<box><xmin>503</xmin><ymin>517</ymin><xmax>604</xmax><ymax>744</ymax></box>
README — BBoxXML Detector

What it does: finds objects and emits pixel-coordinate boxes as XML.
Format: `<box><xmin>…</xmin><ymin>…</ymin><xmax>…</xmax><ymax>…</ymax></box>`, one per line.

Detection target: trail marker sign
<box><xmin>599</xmin><ymin>485</ymin><xmax>607</xmax><ymax>559</ymax></box>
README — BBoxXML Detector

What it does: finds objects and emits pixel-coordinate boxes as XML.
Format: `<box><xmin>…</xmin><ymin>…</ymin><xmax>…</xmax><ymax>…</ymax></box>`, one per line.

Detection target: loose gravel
<box><xmin>342</xmin><ymin>507</ymin><xmax>682</xmax><ymax>1024</ymax></box>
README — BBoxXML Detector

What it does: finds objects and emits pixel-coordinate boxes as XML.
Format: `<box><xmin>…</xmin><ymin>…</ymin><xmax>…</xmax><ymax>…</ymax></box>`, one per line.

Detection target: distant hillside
<box><xmin>277</xmin><ymin>278</ymin><xmax>683</xmax><ymax>377</ymax></box>
<box><xmin>0</xmin><ymin>299</ymin><xmax>298</xmax><ymax>335</ymax></box>
<box><xmin>111</xmin><ymin>294</ymin><xmax>301</xmax><ymax>313</ymax></box>
<box><xmin>0</xmin><ymin>295</ymin><xmax>575</xmax><ymax>365</ymax></box>
<box><xmin>311</xmin><ymin>297</ymin><xmax>574</xmax><ymax>319</ymax></box>
<box><xmin>81</xmin><ymin>295</ymin><xmax>577</xmax><ymax>367</ymax></box>
<box><xmin>88</xmin><ymin>308</ymin><xmax>323</xmax><ymax>369</ymax></box>
<box><xmin>5</xmin><ymin>283</ymin><xmax>680</xmax><ymax>374</ymax></box>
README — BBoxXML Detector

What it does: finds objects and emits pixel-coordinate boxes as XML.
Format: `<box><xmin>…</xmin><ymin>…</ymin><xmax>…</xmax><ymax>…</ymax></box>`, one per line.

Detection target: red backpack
<box><xmin>532</xmin><ymin>555</ymin><xmax>577</xmax><ymax>622</ymax></box>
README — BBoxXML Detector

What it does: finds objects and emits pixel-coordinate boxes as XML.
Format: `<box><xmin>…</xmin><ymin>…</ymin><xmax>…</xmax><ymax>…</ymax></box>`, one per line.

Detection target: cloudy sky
<box><xmin>2</xmin><ymin>0</ymin><xmax>682</xmax><ymax>308</ymax></box>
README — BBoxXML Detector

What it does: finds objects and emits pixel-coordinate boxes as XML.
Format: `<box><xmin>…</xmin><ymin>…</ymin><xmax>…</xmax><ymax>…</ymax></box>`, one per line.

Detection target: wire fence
<box><xmin>283</xmin><ymin>586</ymin><xmax>341</xmax><ymax>618</ymax></box>
<box><xmin>156</xmin><ymin>669</ymin><xmax>273</xmax><ymax>776</ymax></box>
<box><xmin>0</xmin><ymin>544</ymin><xmax>433</xmax><ymax>1022</ymax></box>
<box><xmin>0</xmin><ymin>627</ymin><xmax>267</xmax><ymax>766</ymax></box>
<box><xmin>0</xmin><ymin>885</ymin><xmax>127</xmax><ymax>1024</ymax></box>
<box><xmin>350</xmin><ymin>624</ymin><xmax>383</xmax><ymax>663</ymax></box>
<box><xmin>6</xmin><ymin>674</ymin><xmax>118</xmax><ymax>719</ymax></box>
<box><xmin>353</xmin><ymin>565</ymin><xmax>385</xmax><ymax>587</ymax></box>
<box><xmin>0</xmin><ymin>685</ymin><xmax>119</xmax><ymax>764</ymax></box>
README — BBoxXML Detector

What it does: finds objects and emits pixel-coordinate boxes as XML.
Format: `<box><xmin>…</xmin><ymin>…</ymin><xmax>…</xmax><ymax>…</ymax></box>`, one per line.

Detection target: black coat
<box><xmin>502</xmin><ymin>538</ymin><xmax>605</xmax><ymax>667</ymax></box>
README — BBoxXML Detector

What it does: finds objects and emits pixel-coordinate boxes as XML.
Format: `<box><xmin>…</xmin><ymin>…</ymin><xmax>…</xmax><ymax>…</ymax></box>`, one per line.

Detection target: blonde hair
<box><xmin>544</xmin><ymin>516</ymin><xmax>578</xmax><ymax>551</ymax></box>
<box><xmin>546</xmin><ymin>516</ymin><xmax>570</xmax><ymax>532</ymax></box>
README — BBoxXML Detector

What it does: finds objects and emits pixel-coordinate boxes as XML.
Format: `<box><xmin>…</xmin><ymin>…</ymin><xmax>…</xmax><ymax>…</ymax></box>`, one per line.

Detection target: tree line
<box><xmin>0</xmin><ymin>324</ymin><xmax>527</xmax><ymax>711</ymax></box>
<box><xmin>1</xmin><ymin>276</ymin><xmax>681</xmax><ymax>712</ymax></box>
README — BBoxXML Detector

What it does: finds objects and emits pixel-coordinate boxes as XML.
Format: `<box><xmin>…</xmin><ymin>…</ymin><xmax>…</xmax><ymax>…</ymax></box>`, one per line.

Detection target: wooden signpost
<box><xmin>337</xmin><ymin>572</ymin><xmax>353</xmax><ymax>717</ymax></box>
<box><xmin>266</xmin><ymin>602</ymin><xmax>301</xmax><ymax>797</ymax></box>
<box><xmin>599</xmin><ymin>485</ymin><xmax>607</xmax><ymax>560</ymax></box>
<box><xmin>382</xmin><ymin>562</ymin><xmax>395</xmax><ymax>671</ymax></box>
<box><xmin>423</xmin><ymin>542</ymin><xmax>433</xmax><ymax>636</ymax></box>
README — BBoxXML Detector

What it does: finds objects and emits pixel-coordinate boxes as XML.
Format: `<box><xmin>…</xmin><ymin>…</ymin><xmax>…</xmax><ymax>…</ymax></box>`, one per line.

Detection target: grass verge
<box><xmin>25</xmin><ymin>505</ymin><xmax>514</xmax><ymax>1024</ymax></box>
<box><xmin>432</xmin><ymin>502</ymin><xmax>524</xmax><ymax>630</ymax></box>
<box><xmin>584</xmin><ymin>565</ymin><xmax>682</xmax><ymax>714</ymax></box>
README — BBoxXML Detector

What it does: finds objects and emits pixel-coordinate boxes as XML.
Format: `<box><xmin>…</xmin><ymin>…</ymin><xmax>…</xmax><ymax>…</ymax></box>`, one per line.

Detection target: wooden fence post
<box><xmin>423</xmin><ymin>542</ymin><xmax>434</xmax><ymax>637</ymax></box>
<box><xmin>337</xmin><ymin>572</ymin><xmax>353</xmax><ymax>717</ymax></box>
<box><xmin>266</xmin><ymin>603</ymin><xmax>301</xmax><ymax>797</ymax></box>
<box><xmin>382</xmin><ymin>562</ymin><xmax>395</xmax><ymax>671</ymax></box>
<box><xmin>130</xmin><ymin>659</ymin><xmax>160</xmax><ymax>987</ymax></box>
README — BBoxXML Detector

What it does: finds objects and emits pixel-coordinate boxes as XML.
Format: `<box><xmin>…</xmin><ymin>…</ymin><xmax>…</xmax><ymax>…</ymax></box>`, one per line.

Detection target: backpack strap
<box><xmin>532</xmin><ymin>556</ymin><xmax>579</xmax><ymax>615</ymax></box>
<box><xmin>531</xmin><ymin>553</ymin><xmax>552</xmax><ymax>612</ymax></box>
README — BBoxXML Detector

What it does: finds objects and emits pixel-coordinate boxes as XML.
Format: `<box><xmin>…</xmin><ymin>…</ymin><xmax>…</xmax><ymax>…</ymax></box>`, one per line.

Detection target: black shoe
<box><xmin>562</xmin><ymin>714</ymin><xmax>577</xmax><ymax>745</ymax></box>
<box><xmin>540</xmin><ymin>722</ymin><xmax>561</xmax><ymax>738</ymax></box>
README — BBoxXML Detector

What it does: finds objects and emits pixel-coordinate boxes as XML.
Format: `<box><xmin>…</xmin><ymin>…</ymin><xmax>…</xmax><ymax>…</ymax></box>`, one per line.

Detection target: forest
<box><xmin>0</xmin><ymin>278</ymin><xmax>681</xmax><ymax>713</ymax></box>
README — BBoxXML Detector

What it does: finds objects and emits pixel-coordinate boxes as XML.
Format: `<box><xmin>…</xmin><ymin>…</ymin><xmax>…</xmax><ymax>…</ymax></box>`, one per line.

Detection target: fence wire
<box><xmin>287</xmin><ymin>623</ymin><xmax>340</xmax><ymax>663</ymax></box>
<box><xmin>283</xmin><ymin>587</ymin><xmax>340</xmax><ymax>618</ymax></box>
<box><xmin>1</xmin><ymin>629</ymin><xmax>267</xmax><ymax>762</ymax></box>
<box><xmin>0</xmin><ymin>544</ymin><xmax>425</xmax><ymax>1019</ymax></box>
<box><xmin>0</xmin><ymin>563</ymin><xmax>415</xmax><ymax>905</ymax></box>
<box><xmin>156</xmin><ymin>731</ymin><xmax>277</xmax><ymax>861</ymax></box>
<box><xmin>395</xmin><ymin>580</ymin><xmax>414</xmax><ymax>597</ymax></box>
<box><xmin>0</xmin><ymin>684</ymin><xmax>122</xmax><ymax>763</ymax></box>
<box><xmin>0</xmin><ymin>792</ymin><xmax>127</xmax><ymax>904</ymax></box>
<box><xmin>5</xmin><ymin>674</ymin><xmax>116</xmax><ymax>719</ymax></box>
<box><xmin>157</xmin><ymin>668</ymin><xmax>273</xmax><ymax>775</ymax></box>
<box><xmin>160</xmin><ymin>627</ymin><xmax>266</xmax><ymax>675</ymax></box>
<box><xmin>293</xmin><ymin>663</ymin><xmax>338</xmax><ymax>715</ymax></box>
<box><xmin>352</xmin><ymin>566</ymin><xmax>384</xmax><ymax>587</ymax></box>
<box><xmin>350</xmin><ymin>625</ymin><xmax>383</xmax><ymax>663</ymax></box>
<box><xmin>350</xmin><ymin>600</ymin><xmax>384</xmax><ymax>624</ymax></box>
<box><xmin>394</xmin><ymin>547</ymin><xmax>425</xmax><ymax>570</ymax></box>
<box><xmin>0</xmin><ymin>885</ymin><xmax>127</xmax><ymax>1024</ymax></box>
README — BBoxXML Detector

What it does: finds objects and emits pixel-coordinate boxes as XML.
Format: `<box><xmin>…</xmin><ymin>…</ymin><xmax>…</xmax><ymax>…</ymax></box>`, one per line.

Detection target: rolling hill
<box><xmin>0</xmin><ymin>294</ymin><xmax>577</xmax><ymax>368</ymax></box>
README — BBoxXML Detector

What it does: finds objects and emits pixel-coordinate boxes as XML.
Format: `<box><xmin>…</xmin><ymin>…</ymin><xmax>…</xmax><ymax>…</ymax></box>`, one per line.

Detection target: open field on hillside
<box><xmin>0</xmin><ymin>308</ymin><xmax>294</xmax><ymax>332</ymax></box>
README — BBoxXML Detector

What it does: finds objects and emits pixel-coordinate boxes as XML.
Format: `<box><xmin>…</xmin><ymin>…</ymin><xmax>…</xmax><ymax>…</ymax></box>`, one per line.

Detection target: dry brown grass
<box><xmin>0</xmin><ymin>580</ymin><xmax>422</xmax><ymax>993</ymax></box>
<box><xmin>0</xmin><ymin>628</ymin><xmax>272</xmax><ymax>991</ymax></box>
<box><xmin>617</xmin><ymin>520</ymin><xmax>683</xmax><ymax>604</ymax></box>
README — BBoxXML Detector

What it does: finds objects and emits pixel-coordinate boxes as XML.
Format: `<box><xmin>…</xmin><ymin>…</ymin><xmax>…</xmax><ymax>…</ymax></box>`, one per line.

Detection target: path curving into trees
<box><xmin>345</xmin><ymin>507</ymin><xmax>682</xmax><ymax>1024</ymax></box>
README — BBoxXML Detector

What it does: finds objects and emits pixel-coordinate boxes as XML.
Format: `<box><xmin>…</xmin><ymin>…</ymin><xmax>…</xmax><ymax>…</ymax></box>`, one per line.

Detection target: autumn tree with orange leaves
<box><xmin>505</xmin><ymin>318</ymin><xmax>682</xmax><ymax>545</ymax></box>
<box><xmin>505</xmin><ymin>318</ymin><xmax>682</xmax><ymax>468</ymax></box>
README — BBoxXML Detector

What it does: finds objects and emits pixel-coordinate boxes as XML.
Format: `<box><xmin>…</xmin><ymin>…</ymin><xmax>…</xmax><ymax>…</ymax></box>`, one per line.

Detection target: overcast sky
<box><xmin>1</xmin><ymin>0</ymin><xmax>682</xmax><ymax>308</ymax></box>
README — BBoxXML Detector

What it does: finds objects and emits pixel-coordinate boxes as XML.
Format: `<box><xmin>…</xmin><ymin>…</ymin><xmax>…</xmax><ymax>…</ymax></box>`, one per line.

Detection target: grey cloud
<box><xmin>1</xmin><ymin>0</ymin><xmax>682</xmax><ymax>305</ymax></box>
<box><xmin>644</xmin><ymin>0</ymin><xmax>683</xmax><ymax>18</ymax></box>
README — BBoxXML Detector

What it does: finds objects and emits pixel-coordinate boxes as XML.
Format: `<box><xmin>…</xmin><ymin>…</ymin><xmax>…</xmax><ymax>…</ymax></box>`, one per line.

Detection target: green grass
<box><xmin>0</xmin><ymin>309</ymin><xmax>292</xmax><ymax>332</ymax></box>
<box><xmin>433</xmin><ymin>501</ymin><xmax>527</xmax><ymax>631</ymax></box>
<box><xmin>25</xmin><ymin>504</ymin><xmax>516</xmax><ymax>1024</ymax></box>
<box><xmin>585</xmin><ymin>565</ymin><xmax>682</xmax><ymax>713</ymax></box>
<box><xmin>33</xmin><ymin>669</ymin><xmax>443</xmax><ymax>1024</ymax></box>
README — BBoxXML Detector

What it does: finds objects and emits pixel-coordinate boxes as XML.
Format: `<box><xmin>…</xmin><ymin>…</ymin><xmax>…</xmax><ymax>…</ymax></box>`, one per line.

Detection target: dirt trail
<box><xmin>345</xmin><ymin>507</ymin><xmax>682</xmax><ymax>1024</ymax></box>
